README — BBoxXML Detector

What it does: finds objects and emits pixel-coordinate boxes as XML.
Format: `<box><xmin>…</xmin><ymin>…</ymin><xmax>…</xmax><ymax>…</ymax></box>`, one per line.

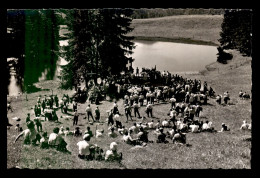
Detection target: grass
<box><xmin>128</xmin><ymin>15</ymin><xmax>223</xmax><ymax>45</ymax></box>
<box><xmin>7</xmin><ymin>48</ymin><xmax>251</xmax><ymax>169</ymax></box>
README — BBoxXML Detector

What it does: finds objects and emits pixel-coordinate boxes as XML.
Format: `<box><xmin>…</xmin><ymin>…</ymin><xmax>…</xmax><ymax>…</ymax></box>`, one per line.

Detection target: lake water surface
<box><xmin>131</xmin><ymin>40</ymin><xmax>217</xmax><ymax>74</ymax></box>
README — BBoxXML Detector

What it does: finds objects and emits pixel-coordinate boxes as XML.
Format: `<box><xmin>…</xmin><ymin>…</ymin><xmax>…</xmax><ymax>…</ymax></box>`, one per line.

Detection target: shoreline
<box><xmin>133</xmin><ymin>36</ymin><xmax>218</xmax><ymax>46</ymax></box>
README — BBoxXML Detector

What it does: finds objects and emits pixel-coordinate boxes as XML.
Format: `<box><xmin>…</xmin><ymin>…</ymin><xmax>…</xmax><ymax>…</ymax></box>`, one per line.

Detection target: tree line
<box><xmin>131</xmin><ymin>8</ymin><xmax>225</xmax><ymax>19</ymax></box>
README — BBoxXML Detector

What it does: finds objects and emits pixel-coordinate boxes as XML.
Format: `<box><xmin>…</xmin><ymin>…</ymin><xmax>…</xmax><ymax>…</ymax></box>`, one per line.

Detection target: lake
<box><xmin>131</xmin><ymin>40</ymin><xmax>217</xmax><ymax>74</ymax></box>
<box><xmin>7</xmin><ymin>40</ymin><xmax>217</xmax><ymax>96</ymax></box>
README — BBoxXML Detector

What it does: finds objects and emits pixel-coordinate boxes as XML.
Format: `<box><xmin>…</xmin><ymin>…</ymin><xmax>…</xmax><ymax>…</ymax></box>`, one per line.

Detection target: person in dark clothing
<box><xmin>73</xmin><ymin>110</ymin><xmax>79</xmax><ymax>126</ymax></box>
<box><xmin>124</xmin><ymin>104</ymin><xmax>133</xmax><ymax>122</ymax></box>
<box><xmin>54</xmin><ymin>95</ymin><xmax>59</xmax><ymax>108</ymax></box>
<box><xmin>156</xmin><ymin>128</ymin><xmax>168</xmax><ymax>143</ymax></box>
<box><xmin>108</xmin><ymin>110</ymin><xmax>114</xmax><ymax>126</ymax></box>
<box><xmin>95</xmin><ymin>107</ymin><xmax>100</xmax><ymax>122</ymax></box>
<box><xmin>41</xmin><ymin>100</ymin><xmax>46</xmax><ymax>112</ymax></box>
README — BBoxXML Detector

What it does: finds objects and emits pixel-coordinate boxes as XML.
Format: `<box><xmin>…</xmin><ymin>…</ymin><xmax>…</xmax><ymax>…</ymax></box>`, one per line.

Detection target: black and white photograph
<box><xmin>6</xmin><ymin>8</ymin><xmax>253</xmax><ymax>170</ymax></box>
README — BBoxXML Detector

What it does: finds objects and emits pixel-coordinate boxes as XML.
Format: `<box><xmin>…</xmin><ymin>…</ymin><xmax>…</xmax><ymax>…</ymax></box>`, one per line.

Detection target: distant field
<box><xmin>128</xmin><ymin>15</ymin><xmax>224</xmax><ymax>45</ymax></box>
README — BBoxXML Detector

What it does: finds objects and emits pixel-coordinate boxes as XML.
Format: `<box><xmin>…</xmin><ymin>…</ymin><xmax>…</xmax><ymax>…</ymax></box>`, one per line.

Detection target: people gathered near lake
<box><xmin>9</xmin><ymin>67</ymin><xmax>251</xmax><ymax>163</ymax></box>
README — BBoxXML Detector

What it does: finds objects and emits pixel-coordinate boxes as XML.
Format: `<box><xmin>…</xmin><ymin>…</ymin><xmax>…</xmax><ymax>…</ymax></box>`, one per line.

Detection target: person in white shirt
<box><xmin>148</xmin><ymin>120</ymin><xmax>155</xmax><ymax>129</ymax></box>
<box><xmin>170</xmin><ymin>95</ymin><xmax>176</xmax><ymax>109</ymax></box>
<box><xmin>129</xmin><ymin>123</ymin><xmax>139</xmax><ymax>134</ymax></box>
<box><xmin>189</xmin><ymin>124</ymin><xmax>199</xmax><ymax>133</ymax></box>
<box><xmin>162</xmin><ymin>119</ymin><xmax>169</xmax><ymax>128</ymax></box>
<box><xmin>85</xmin><ymin>104</ymin><xmax>95</xmax><ymax>122</ymax></box>
<box><xmin>166</xmin><ymin>127</ymin><xmax>175</xmax><ymax>139</ymax></box>
<box><xmin>146</xmin><ymin>102</ymin><xmax>153</xmax><ymax>118</ymax></box>
<box><xmin>48</xmin><ymin>127</ymin><xmax>67</xmax><ymax>152</ymax></box>
<box><xmin>122</xmin><ymin>130</ymin><xmax>138</xmax><ymax>145</ymax></box>
<box><xmin>223</xmin><ymin>91</ymin><xmax>230</xmax><ymax>104</ymax></box>
<box><xmin>96</xmin><ymin>129</ymin><xmax>104</xmax><ymax>138</ymax></box>
<box><xmin>77</xmin><ymin>134</ymin><xmax>92</xmax><ymax>159</ymax></box>
<box><xmin>118</xmin><ymin>126</ymin><xmax>127</xmax><ymax>135</ymax></box>
<box><xmin>132</xmin><ymin>102</ymin><xmax>141</xmax><ymax>118</ymax></box>
<box><xmin>201</xmin><ymin>120</ymin><xmax>210</xmax><ymax>131</ymax></box>
<box><xmin>240</xmin><ymin>120</ymin><xmax>250</xmax><ymax>130</ymax></box>
<box><xmin>105</xmin><ymin>142</ymin><xmax>122</xmax><ymax>162</ymax></box>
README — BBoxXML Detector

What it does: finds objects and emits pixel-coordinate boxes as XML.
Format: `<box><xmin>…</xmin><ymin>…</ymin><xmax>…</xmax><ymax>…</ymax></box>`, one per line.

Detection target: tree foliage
<box><xmin>218</xmin><ymin>9</ymin><xmax>252</xmax><ymax>57</ymax></box>
<box><xmin>60</xmin><ymin>9</ymin><xmax>135</xmax><ymax>90</ymax></box>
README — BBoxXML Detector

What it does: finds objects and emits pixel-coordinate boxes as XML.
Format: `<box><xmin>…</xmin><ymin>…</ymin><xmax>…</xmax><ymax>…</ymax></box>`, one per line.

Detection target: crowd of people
<box><xmin>8</xmin><ymin>68</ymin><xmax>251</xmax><ymax>163</ymax></box>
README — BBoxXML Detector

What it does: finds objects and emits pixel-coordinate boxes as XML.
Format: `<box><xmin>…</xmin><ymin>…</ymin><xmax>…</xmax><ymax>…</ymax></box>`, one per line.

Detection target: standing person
<box><xmin>85</xmin><ymin>104</ymin><xmax>95</xmax><ymax>122</ymax></box>
<box><xmin>139</xmin><ymin>93</ymin><xmax>144</xmax><ymax>106</ymax></box>
<box><xmin>223</xmin><ymin>91</ymin><xmax>230</xmax><ymax>105</ymax></box>
<box><xmin>146</xmin><ymin>91</ymin><xmax>151</xmax><ymax>105</ymax></box>
<box><xmin>73</xmin><ymin>110</ymin><xmax>79</xmax><ymax>126</ymax></box>
<box><xmin>95</xmin><ymin>107</ymin><xmax>100</xmax><ymax>122</ymax></box>
<box><xmin>113</xmin><ymin>101</ymin><xmax>119</xmax><ymax>115</ymax></box>
<box><xmin>26</xmin><ymin>113</ymin><xmax>31</xmax><ymax>123</ymax></box>
<box><xmin>41</xmin><ymin>99</ymin><xmax>46</xmax><ymax>113</ymax></box>
<box><xmin>150</xmin><ymin>91</ymin><xmax>155</xmax><ymax>104</ymax></box>
<box><xmin>54</xmin><ymin>95</ymin><xmax>59</xmax><ymax>108</ymax></box>
<box><xmin>59</xmin><ymin>99</ymin><xmax>64</xmax><ymax>113</ymax></box>
<box><xmin>132</xmin><ymin>102</ymin><xmax>141</xmax><ymax>118</ymax></box>
<box><xmin>72</xmin><ymin>100</ymin><xmax>78</xmax><ymax>112</ymax></box>
<box><xmin>170</xmin><ymin>95</ymin><xmax>176</xmax><ymax>109</ymax></box>
<box><xmin>195</xmin><ymin>103</ymin><xmax>202</xmax><ymax>117</ymax></box>
<box><xmin>129</xmin><ymin>94</ymin><xmax>134</xmax><ymax>106</ymax></box>
<box><xmin>124</xmin><ymin>104</ymin><xmax>133</xmax><ymax>123</ymax></box>
<box><xmin>146</xmin><ymin>102</ymin><xmax>153</xmax><ymax>118</ymax></box>
<box><xmin>108</xmin><ymin>109</ymin><xmax>114</xmax><ymax>126</ymax></box>
<box><xmin>7</xmin><ymin>102</ymin><xmax>13</xmax><ymax>112</ymax></box>
<box><xmin>136</xmin><ymin>67</ymin><xmax>139</xmax><ymax>77</ymax></box>
<box><xmin>114</xmin><ymin>113</ymin><xmax>122</xmax><ymax>129</ymax></box>
<box><xmin>124</xmin><ymin>94</ymin><xmax>129</xmax><ymax>105</ymax></box>
<box><xmin>34</xmin><ymin>117</ymin><xmax>42</xmax><ymax>132</ymax></box>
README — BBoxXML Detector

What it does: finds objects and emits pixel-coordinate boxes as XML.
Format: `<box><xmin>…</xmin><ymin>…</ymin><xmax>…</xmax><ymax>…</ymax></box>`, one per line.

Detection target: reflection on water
<box><xmin>131</xmin><ymin>40</ymin><xmax>217</xmax><ymax>74</ymax></box>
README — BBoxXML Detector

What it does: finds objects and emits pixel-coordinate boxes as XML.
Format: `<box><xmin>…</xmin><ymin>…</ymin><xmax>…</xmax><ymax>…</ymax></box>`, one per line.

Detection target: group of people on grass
<box><xmin>8</xmin><ymin>69</ymin><xmax>251</xmax><ymax>163</ymax></box>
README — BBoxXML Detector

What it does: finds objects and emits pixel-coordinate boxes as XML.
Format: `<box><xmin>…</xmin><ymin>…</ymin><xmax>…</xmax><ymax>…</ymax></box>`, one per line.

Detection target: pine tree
<box><xmin>218</xmin><ymin>9</ymin><xmax>252</xmax><ymax>57</ymax></box>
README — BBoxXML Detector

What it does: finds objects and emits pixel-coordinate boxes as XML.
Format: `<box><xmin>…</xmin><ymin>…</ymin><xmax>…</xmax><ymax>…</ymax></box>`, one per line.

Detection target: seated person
<box><xmin>129</xmin><ymin>123</ymin><xmax>139</xmax><ymax>134</ymax></box>
<box><xmin>218</xmin><ymin>123</ymin><xmax>230</xmax><ymax>132</ymax></box>
<box><xmin>189</xmin><ymin>124</ymin><xmax>199</xmax><ymax>133</ymax></box>
<box><xmin>96</xmin><ymin>129</ymin><xmax>104</xmax><ymax>138</ymax></box>
<box><xmin>148</xmin><ymin>120</ymin><xmax>155</xmax><ymax>129</ymax></box>
<box><xmin>162</xmin><ymin>119</ymin><xmax>169</xmax><ymax>128</ymax></box>
<box><xmin>40</xmin><ymin>132</ymin><xmax>49</xmax><ymax>149</ymax></box>
<box><xmin>122</xmin><ymin>130</ymin><xmax>139</xmax><ymax>145</ymax></box>
<box><xmin>166</xmin><ymin>127</ymin><xmax>175</xmax><ymax>139</ymax></box>
<box><xmin>172</xmin><ymin>130</ymin><xmax>186</xmax><ymax>144</ymax></box>
<box><xmin>84</xmin><ymin>127</ymin><xmax>93</xmax><ymax>138</ymax></box>
<box><xmin>15</xmin><ymin>124</ymin><xmax>23</xmax><ymax>132</ymax></box>
<box><xmin>136</xmin><ymin>127</ymin><xmax>149</xmax><ymax>144</ymax></box>
<box><xmin>59</xmin><ymin>126</ymin><xmax>65</xmax><ymax>135</ymax></box>
<box><xmin>118</xmin><ymin>126</ymin><xmax>127</xmax><ymax>135</ymax></box>
<box><xmin>48</xmin><ymin>127</ymin><xmax>68</xmax><ymax>152</ymax></box>
<box><xmin>77</xmin><ymin>134</ymin><xmax>92</xmax><ymax>160</ymax></box>
<box><xmin>201</xmin><ymin>120</ymin><xmax>210</xmax><ymax>131</ymax></box>
<box><xmin>108</xmin><ymin>127</ymin><xmax>118</xmax><ymax>138</ymax></box>
<box><xmin>74</xmin><ymin>127</ymin><xmax>83</xmax><ymax>137</ymax></box>
<box><xmin>64</xmin><ymin>127</ymin><xmax>74</xmax><ymax>136</ymax></box>
<box><xmin>105</xmin><ymin>142</ymin><xmax>122</xmax><ymax>162</ymax></box>
<box><xmin>156</xmin><ymin>128</ymin><xmax>168</xmax><ymax>143</ymax></box>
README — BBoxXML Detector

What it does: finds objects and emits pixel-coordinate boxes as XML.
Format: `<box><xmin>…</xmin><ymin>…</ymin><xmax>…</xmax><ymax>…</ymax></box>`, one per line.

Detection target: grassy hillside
<box><xmin>7</xmin><ymin>49</ymin><xmax>251</xmax><ymax>169</ymax></box>
<box><xmin>128</xmin><ymin>15</ymin><xmax>223</xmax><ymax>45</ymax></box>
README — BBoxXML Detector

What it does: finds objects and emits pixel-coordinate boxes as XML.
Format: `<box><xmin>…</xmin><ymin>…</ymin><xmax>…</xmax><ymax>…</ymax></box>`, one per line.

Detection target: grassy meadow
<box><xmin>7</xmin><ymin>49</ymin><xmax>251</xmax><ymax>169</ymax></box>
<box><xmin>128</xmin><ymin>15</ymin><xmax>223</xmax><ymax>45</ymax></box>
